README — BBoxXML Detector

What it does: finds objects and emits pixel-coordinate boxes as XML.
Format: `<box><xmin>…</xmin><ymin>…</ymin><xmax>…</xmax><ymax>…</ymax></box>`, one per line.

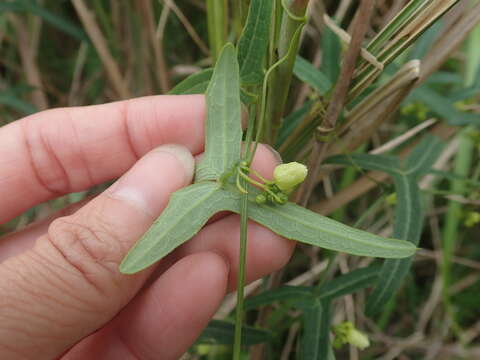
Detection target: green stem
<box><xmin>233</xmin><ymin>183</ymin><xmax>249</xmax><ymax>360</ymax></box>
<box><xmin>233</xmin><ymin>104</ymin><xmax>257</xmax><ymax>359</ymax></box>
<box><xmin>263</xmin><ymin>0</ymin><xmax>308</xmax><ymax>144</ymax></box>
<box><xmin>206</xmin><ymin>0</ymin><xmax>228</xmax><ymax>60</ymax></box>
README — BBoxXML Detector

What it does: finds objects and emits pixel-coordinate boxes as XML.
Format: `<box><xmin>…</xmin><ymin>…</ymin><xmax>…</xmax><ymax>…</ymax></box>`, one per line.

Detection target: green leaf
<box><xmin>317</xmin><ymin>266</ymin><xmax>380</xmax><ymax>300</ymax></box>
<box><xmin>404</xmin><ymin>135</ymin><xmax>444</xmax><ymax>177</ymax></box>
<box><xmin>252</xmin><ymin>199</ymin><xmax>417</xmax><ymax>259</ymax></box>
<box><xmin>366</xmin><ymin>138</ymin><xmax>443</xmax><ymax>315</ymax></box>
<box><xmin>325</xmin><ymin>154</ymin><xmax>401</xmax><ymax>176</ymax></box>
<box><xmin>245</xmin><ymin>266</ymin><xmax>379</xmax><ymax>310</ymax></box>
<box><xmin>0</xmin><ymin>93</ymin><xmax>37</xmax><ymax>115</ymax></box>
<box><xmin>244</xmin><ymin>286</ymin><xmax>314</xmax><ymax>310</ymax></box>
<box><xmin>218</xmin><ymin>188</ymin><xmax>416</xmax><ymax>259</ymax></box>
<box><xmin>411</xmin><ymin>86</ymin><xmax>480</xmax><ymax>126</ymax></box>
<box><xmin>169</xmin><ymin>68</ymin><xmax>213</xmax><ymax>95</ymax></box>
<box><xmin>366</xmin><ymin>176</ymin><xmax>423</xmax><ymax>316</ymax></box>
<box><xmin>275</xmin><ymin>101</ymin><xmax>312</xmax><ymax>148</ymax></box>
<box><xmin>120</xmin><ymin>183</ymin><xmax>226</xmax><ymax>274</ymax></box>
<box><xmin>169</xmin><ymin>68</ymin><xmax>256</xmax><ymax>104</ymax></box>
<box><xmin>294</xmin><ymin>56</ymin><xmax>332</xmax><ymax>94</ymax></box>
<box><xmin>237</xmin><ymin>0</ymin><xmax>273</xmax><ymax>84</ymax></box>
<box><xmin>196</xmin><ymin>43</ymin><xmax>243</xmax><ymax>181</ymax></box>
<box><xmin>0</xmin><ymin>0</ymin><xmax>88</xmax><ymax>41</ymax></box>
<box><xmin>298</xmin><ymin>299</ymin><xmax>332</xmax><ymax>360</ymax></box>
<box><xmin>197</xmin><ymin>320</ymin><xmax>271</xmax><ymax>345</ymax></box>
<box><xmin>320</xmin><ymin>26</ymin><xmax>341</xmax><ymax>83</ymax></box>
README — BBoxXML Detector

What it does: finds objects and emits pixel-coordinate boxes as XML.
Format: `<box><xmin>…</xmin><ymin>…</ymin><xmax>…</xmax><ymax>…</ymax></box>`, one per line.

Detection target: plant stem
<box><xmin>263</xmin><ymin>0</ymin><xmax>308</xmax><ymax>144</ymax></box>
<box><xmin>233</xmin><ymin>185</ymin><xmax>249</xmax><ymax>359</ymax></box>
<box><xmin>206</xmin><ymin>0</ymin><xmax>228</xmax><ymax>60</ymax></box>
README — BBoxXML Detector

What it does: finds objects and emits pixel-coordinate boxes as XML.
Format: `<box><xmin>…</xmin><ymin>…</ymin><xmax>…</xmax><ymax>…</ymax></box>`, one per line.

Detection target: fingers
<box><xmin>0</xmin><ymin>145</ymin><xmax>195</xmax><ymax>359</ymax></box>
<box><xmin>65</xmin><ymin>252</ymin><xmax>229</xmax><ymax>360</ymax></box>
<box><xmin>0</xmin><ymin>95</ymin><xmax>205</xmax><ymax>223</ymax></box>
<box><xmin>177</xmin><ymin>215</ymin><xmax>294</xmax><ymax>292</ymax></box>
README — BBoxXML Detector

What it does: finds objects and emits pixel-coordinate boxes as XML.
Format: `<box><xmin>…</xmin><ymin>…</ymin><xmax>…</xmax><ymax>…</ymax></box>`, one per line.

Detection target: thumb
<box><xmin>0</xmin><ymin>144</ymin><xmax>194</xmax><ymax>360</ymax></box>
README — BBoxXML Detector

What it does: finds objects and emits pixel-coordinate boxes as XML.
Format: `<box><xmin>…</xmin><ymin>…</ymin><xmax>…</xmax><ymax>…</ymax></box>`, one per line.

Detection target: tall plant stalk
<box><xmin>263</xmin><ymin>0</ymin><xmax>309</xmax><ymax>143</ymax></box>
<box><xmin>206</xmin><ymin>0</ymin><xmax>228</xmax><ymax>60</ymax></box>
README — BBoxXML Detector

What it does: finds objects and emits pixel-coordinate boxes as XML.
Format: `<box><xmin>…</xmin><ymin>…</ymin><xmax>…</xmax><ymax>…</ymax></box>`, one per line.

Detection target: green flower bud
<box><xmin>465</xmin><ymin>211</ymin><xmax>480</xmax><ymax>228</ymax></box>
<box><xmin>273</xmin><ymin>162</ymin><xmax>308</xmax><ymax>192</ymax></box>
<box><xmin>256</xmin><ymin>194</ymin><xmax>267</xmax><ymax>205</ymax></box>
<box><xmin>346</xmin><ymin>328</ymin><xmax>370</xmax><ymax>350</ymax></box>
<box><xmin>333</xmin><ymin>322</ymin><xmax>370</xmax><ymax>350</ymax></box>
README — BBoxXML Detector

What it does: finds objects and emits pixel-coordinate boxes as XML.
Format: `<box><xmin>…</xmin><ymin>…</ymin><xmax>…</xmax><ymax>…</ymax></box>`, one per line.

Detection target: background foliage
<box><xmin>1</xmin><ymin>0</ymin><xmax>480</xmax><ymax>359</ymax></box>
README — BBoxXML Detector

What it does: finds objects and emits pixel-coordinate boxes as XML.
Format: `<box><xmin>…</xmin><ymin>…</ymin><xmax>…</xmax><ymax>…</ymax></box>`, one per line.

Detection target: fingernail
<box><xmin>264</xmin><ymin>144</ymin><xmax>283</xmax><ymax>164</ymax></box>
<box><xmin>108</xmin><ymin>144</ymin><xmax>194</xmax><ymax>216</ymax></box>
<box><xmin>153</xmin><ymin>144</ymin><xmax>195</xmax><ymax>183</ymax></box>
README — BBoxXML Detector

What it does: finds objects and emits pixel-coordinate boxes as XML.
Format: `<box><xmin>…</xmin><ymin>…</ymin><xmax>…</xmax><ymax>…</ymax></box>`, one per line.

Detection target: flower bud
<box><xmin>273</xmin><ymin>162</ymin><xmax>308</xmax><ymax>192</ymax></box>
<box><xmin>256</xmin><ymin>194</ymin><xmax>267</xmax><ymax>205</ymax></box>
<box><xmin>346</xmin><ymin>328</ymin><xmax>370</xmax><ymax>350</ymax></box>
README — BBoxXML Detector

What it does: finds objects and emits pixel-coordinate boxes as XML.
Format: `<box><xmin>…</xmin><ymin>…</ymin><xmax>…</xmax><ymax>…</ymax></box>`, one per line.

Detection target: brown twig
<box><xmin>139</xmin><ymin>0</ymin><xmax>170</xmax><ymax>93</ymax></box>
<box><xmin>296</xmin><ymin>0</ymin><xmax>375</xmax><ymax>206</ymax></box>
<box><xmin>72</xmin><ymin>0</ymin><xmax>130</xmax><ymax>99</ymax></box>
<box><xmin>8</xmin><ymin>15</ymin><xmax>48</xmax><ymax>110</ymax></box>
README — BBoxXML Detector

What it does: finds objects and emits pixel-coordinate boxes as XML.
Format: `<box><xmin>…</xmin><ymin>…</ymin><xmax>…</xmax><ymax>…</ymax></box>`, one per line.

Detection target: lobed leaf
<box><xmin>237</xmin><ymin>0</ymin><xmax>273</xmax><ymax>84</ymax></box>
<box><xmin>120</xmin><ymin>183</ymin><xmax>226</xmax><ymax>274</ymax></box>
<box><xmin>195</xmin><ymin>44</ymin><xmax>243</xmax><ymax>181</ymax></box>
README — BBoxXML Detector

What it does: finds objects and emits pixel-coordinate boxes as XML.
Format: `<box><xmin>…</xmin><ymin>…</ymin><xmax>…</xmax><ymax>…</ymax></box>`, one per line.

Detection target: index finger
<box><xmin>0</xmin><ymin>95</ymin><xmax>205</xmax><ymax>223</ymax></box>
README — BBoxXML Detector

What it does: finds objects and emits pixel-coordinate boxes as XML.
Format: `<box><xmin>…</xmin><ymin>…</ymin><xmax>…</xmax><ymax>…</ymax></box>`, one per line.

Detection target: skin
<box><xmin>0</xmin><ymin>95</ymin><xmax>295</xmax><ymax>360</ymax></box>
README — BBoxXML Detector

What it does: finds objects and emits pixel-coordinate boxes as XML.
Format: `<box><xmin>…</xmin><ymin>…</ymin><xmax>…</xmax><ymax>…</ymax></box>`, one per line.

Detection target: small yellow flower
<box><xmin>273</xmin><ymin>162</ymin><xmax>308</xmax><ymax>193</ymax></box>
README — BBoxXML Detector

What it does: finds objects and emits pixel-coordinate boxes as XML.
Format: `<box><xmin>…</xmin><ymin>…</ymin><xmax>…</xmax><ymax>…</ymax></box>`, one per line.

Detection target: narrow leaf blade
<box><xmin>317</xmin><ymin>266</ymin><xmax>380</xmax><ymax>301</ymax></box>
<box><xmin>237</xmin><ymin>0</ymin><xmax>273</xmax><ymax>84</ymax></box>
<box><xmin>169</xmin><ymin>68</ymin><xmax>213</xmax><ymax>95</ymax></box>
<box><xmin>120</xmin><ymin>183</ymin><xmax>223</xmax><ymax>274</ymax></box>
<box><xmin>294</xmin><ymin>56</ymin><xmax>332</xmax><ymax>94</ymax></box>
<box><xmin>218</xmin><ymin>187</ymin><xmax>416</xmax><ymax>258</ymax></box>
<box><xmin>325</xmin><ymin>153</ymin><xmax>401</xmax><ymax>176</ymax></box>
<box><xmin>244</xmin><ymin>286</ymin><xmax>314</xmax><ymax>310</ymax></box>
<box><xmin>196</xmin><ymin>43</ymin><xmax>242</xmax><ymax>181</ymax></box>
<box><xmin>366</xmin><ymin>176</ymin><xmax>423</xmax><ymax>315</ymax></box>
<box><xmin>197</xmin><ymin>320</ymin><xmax>271</xmax><ymax>346</ymax></box>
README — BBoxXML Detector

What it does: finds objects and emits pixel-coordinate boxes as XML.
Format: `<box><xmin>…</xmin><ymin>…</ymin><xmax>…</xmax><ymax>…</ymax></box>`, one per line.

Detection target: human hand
<box><xmin>0</xmin><ymin>95</ymin><xmax>294</xmax><ymax>360</ymax></box>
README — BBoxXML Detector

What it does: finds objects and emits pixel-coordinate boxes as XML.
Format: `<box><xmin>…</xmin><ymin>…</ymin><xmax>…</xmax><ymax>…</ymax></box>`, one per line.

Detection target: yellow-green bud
<box><xmin>273</xmin><ymin>162</ymin><xmax>308</xmax><ymax>192</ymax></box>
<box><xmin>346</xmin><ymin>327</ymin><xmax>370</xmax><ymax>350</ymax></box>
<box><xmin>465</xmin><ymin>211</ymin><xmax>480</xmax><ymax>228</ymax></box>
<box><xmin>333</xmin><ymin>322</ymin><xmax>370</xmax><ymax>350</ymax></box>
